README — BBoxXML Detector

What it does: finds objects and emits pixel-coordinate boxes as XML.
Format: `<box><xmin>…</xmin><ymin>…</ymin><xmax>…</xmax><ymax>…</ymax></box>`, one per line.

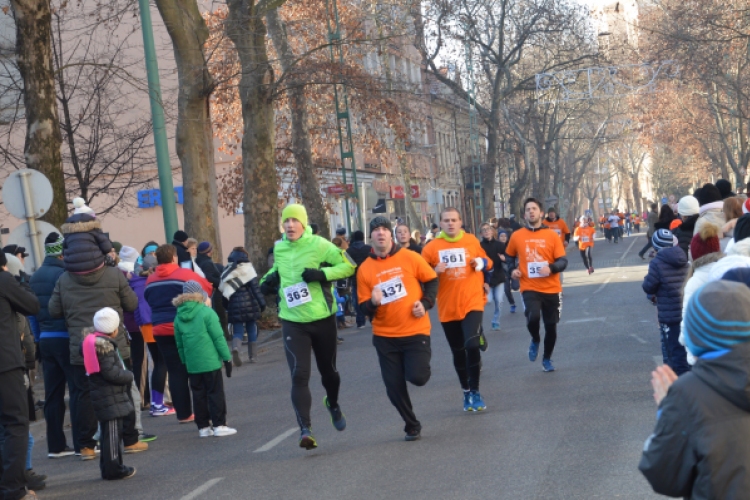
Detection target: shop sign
<box><xmin>390</xmin><ymin>185</ymin><xmax>420</xmax><ymax>199</ymax></box>
<box><xmin>137</xmin><ymin>187</ymin><xmax>184</xmax><ymax>208</ymax></box>
<box><xmin>326</xmin><ymin>184</ymin><xmax>354</xmax><ymax>195</ymax></box>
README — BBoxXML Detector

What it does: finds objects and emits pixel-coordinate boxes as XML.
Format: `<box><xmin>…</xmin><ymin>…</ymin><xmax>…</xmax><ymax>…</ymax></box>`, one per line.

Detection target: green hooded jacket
<box><xmin>173</xmin><ymin>292</ymin><xmax>231</xmax><ymax>374</ymax></box>
<box><xmin>261</xmin><ymin>226</ymin><xmax>356</xmax><ymax>323</ymax></box>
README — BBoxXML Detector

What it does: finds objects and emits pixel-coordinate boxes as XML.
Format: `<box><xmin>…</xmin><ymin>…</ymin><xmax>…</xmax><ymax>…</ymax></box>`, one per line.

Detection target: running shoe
<box><xmin>178</xmin><ymin>414</ymin><xmax>195</xmax><ymax>424</ymax></box>
<box><xmin>139</xmin><ymin>433</ymin><xmax>157</xmax><ymax>442</ymax></box>
<box><xmin>478</xmin><ymin>328</ymin><xmax>488</xmax><ymax>352</ymax></box>
<box><xmin>542</xmin><ymin>358</ymin><xmax>555</xmax><ymax>372</ymax></box>
<box><xmin>232</xmin><ymin>348</ymin><xmax>243</xmax><ymax>367</ymax></box>
<box><xmin>213</xmin><ymin>426</ymin><xmax>238</xmax><ymax>437</ymax></box>
<box><xmin>123</xmin><ymin>467</ymin><xmax>137</xmax><ymax>479</ymax></box>
<box><xmin>471</xmin><ymin>390</ymin><xmax>486</xmax><ymax>411</ymax></box>
<box><xmin>510</xmin><ymin>305</ymin><xmax>516</xmax><ymax>314</ymax></box>
<box><xmin>324</xmin><ymin>396</ymin><xmax>347</xmax><ymax>431</ymax></box>
<box><xmin>337</xmin><ymin>336</ymin><xmax>344</xmax><ymax>344</ymax></box>
<box><xmin>405</xmin><ymin>429</ymin><xmax>421</xmax><ymax>441</ymax></box>
<box><xmin>589</xmin><ymin>267</ymin><xmax>594</xmax><ymax>274</ymax></box>
<box><xmin>529</xmin><ymin>341</ymin><xmax>540</xmax><ymax>362</ymax></box>
<box><xmin>199</xmin><ymin>427</ymin><xmax>214</xmax><ymax>438</ymax></box>
<box><xmin>299</xmin><ymin>428</ymin><xmax>317</xmax><ymax>450</ymax></box>
<box><xmin>150</xmin><ymin>404</ymin><xmax>175</xmax><ymax>417</ymax></box>
<box><xmin>491</xmin><ymin>322</ymin><xmax>500</xmax><ymax>331</ymax></box>
<box><xmin>463</xmin><ymin>391</ymin><xmax>473</xmax><ymax>412</ymax></box>
<box><xmin>48</xmin><ymin>447</ymin><xmax>75</xmax><ymax>459</ymax></box>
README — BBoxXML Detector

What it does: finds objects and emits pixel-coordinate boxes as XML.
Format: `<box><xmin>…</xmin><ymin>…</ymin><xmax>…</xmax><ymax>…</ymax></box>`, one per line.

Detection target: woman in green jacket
<box><xmin>173</xmin><ymin>280</ymin><xmax>236</xmax><ymax>438</ymax></box>
<box><xmin>260</xmin><ymin>204</ymin><xmax>356</xmax><ymax>450</ymax></box>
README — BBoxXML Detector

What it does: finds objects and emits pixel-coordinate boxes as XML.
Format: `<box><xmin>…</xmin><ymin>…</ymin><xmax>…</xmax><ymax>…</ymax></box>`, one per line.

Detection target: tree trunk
<box><xmin>153</xmin><ymin>0</ymin><xmax>223</xmax><ymax>260</ymax></box>
<box><xmin>10</xmin><ymin>0</ymin><xmax>66</xmax><ymax>226</ymax></box>
<box><xmin>397</xmin><ymin>150</ymin><xmax>422</xmax><ymax>230</ymax></box>
<box><xmin>226</xmin><ymin>0</ymin><xmax>280</xmax><ymax>275</ymax></box>
<box><xmin>482</xmin><ymin>122</ymin><xmax>499</xmax><ymax>222</ymax></box>
<box><xmin>266</xmin><ymin>8</ymin><xmax>330</xmax><ymax>236</ymax></box>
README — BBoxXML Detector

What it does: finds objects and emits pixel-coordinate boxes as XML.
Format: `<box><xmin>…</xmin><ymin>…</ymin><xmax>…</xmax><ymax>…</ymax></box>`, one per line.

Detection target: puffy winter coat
<box><xmin>144</xmin><ymin>264</ymin><xmax>212</xmax><ymax>334</ymax></box>
<box><xmin>28</xmin><ymin>256</ymin><xmax>68</xmax><ymax>336</ymax></box>
<box><xmin>694</xmin><ymin>202</ymin><xmax>726</xmax><ymax>236</ymax></box>
<box><xmin>61</xmin><ymin>214</ymin><xmax>112</xmax><ymax>273</ymax></box>
<box><xmin>128</xmin><ymin>274</ymin><xmax>152</xmax><ymax>326</ymax></box>
<box><xmin>172</xmin><ymin>240</ymin><xmax>191</xmax><ymax>267</ymax></box>
<box><xmin>195</xmin><ymin>253</ymin><xmax>221</xmax><ymax>288</ymax></box>
<box><xmin>260</xmin><ymin>225</ymin><xmax>356</xmax><ymax>323</ymax></box>
<box><xmin>222</xmin><ymin>254</ymin><xmax>266</xmax><ymax>324</ymax></box>
<box><xmin>82</xmin><ymin>331</ymin><xmax>134</xmax><ymax>421</ymax></box>
<box><xmin>673</xmin><ymin>215</ymin><xmax>698</xmax><ymax>259</ymax></box>
<box><xmin>346</xmin><ymin>241</ymin><xmax>372</xmax><ymax>275</ymax></box>
<box><xmin>173</xmin><ymin>293</ymin><xmax>231</xmax><ymax>374</ymax></box>
<box><xmin>48</xmin><ymin>266</ymin><xmax>138</xmax><ymax>365</ymax></box>
<box><xmin>480</xmin><ymin>238</ymin><xmax>507</xmax><ymax>287</ymax></box>
<box><xmin>642</xmin><ymin>246</ymin><xmax>689</xmax><ymax>323</ymax></box>
<box><xmin>639</xmin><ymin>342</ymin><xmax>750</xmax><ymax>499</ymax></box>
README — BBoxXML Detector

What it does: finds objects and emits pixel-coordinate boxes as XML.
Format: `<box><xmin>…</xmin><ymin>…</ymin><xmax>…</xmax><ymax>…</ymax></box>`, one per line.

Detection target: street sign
<box><xmin>2</xmin><ymin>169</ymin><xmax>53</xmax><ymax>219</ymax></box>
<box><xmin>8</xmin><ymin>221</ymin><xmax>60</xmax><ymax>274</ymax></box>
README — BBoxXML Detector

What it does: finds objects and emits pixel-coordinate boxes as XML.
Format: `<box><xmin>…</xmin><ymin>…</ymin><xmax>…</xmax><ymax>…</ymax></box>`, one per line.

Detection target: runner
<box><xmin>573</xmin><ymin>216</ymin><xmax>596</xmax><ymax>274</ymax></box>
<box><xmin>608</xmin><ymin>212</ymin><xmax>622</xmax><ymax>244</ymax></box>
<box><xmin>259</xmin><ymin>204</ymin><xmax>356</xmax><ymax>450</ymax></box>
<box><xmin>506</xmin><ymin>198</ymin><xmax>568</xmax><ymax>372</ymax></box>
<box><xmin>544</xmin><ymin>207</ymin><xmax>570</xmax><ymax>284</ymax></box>
<box><xmin>357</xmin><ymin>217</ymin><xmax>438</xmax><ymax>441</ymax></box>
<box><xmin>421</xmin><ymin>208</ymin><xmax>491</xmax><ymax>412</ymax></box>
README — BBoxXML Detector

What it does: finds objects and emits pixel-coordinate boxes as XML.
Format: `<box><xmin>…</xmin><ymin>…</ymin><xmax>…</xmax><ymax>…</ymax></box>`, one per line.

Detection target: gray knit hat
<box><xmin>652</xmin><ymin>229</ymin><xmax>675</xmax><ymax>251</ymax></box>
<box><xmin>684</xmin><ymin>280</ymin><xmax>750</xmax><ymax>357</ymax></box>
<box><xmin>183</xmin><ymin>280</ymin><xmax>207</xmax><ymax>301</ymax></box>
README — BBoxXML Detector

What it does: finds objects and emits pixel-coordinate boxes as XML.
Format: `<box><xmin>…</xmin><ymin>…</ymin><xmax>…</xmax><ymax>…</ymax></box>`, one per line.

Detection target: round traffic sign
<box><xmin>1</xmin><ymin>169</ymin><xmax>54</xmax><ymax>219</ymax></box>
<box><xmin>7</xmin><ymin>221</ymin><xmax>60</xmax><ymax>273</ymax></box>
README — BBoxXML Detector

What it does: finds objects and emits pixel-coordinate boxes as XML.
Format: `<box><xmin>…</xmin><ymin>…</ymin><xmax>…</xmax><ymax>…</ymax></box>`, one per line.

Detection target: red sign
<box><xmin>326</xmin><ymin>184</ymin><xmax>353</xmax><ymax>195</ymax></box>
<box><xmin>390</xmin><ymin>185</ymin><xmax>420</xmax><ymax>199</ymax></box>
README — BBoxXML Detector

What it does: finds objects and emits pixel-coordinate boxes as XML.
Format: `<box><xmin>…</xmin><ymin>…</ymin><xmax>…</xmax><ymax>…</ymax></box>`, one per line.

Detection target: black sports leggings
<box><xmin>441</xmin><ymin>311</ymin><xmax>483</xmax><ymax>392</ymax></box>
<box><xmin>579</xmin><ymin>247</ymin><xmax>592</xmax><ymax>268</ymax></box>
<box><xmin>282</xmin><ymin>315</ymin><xmax>341</xmax><ymax>429</ymax></box>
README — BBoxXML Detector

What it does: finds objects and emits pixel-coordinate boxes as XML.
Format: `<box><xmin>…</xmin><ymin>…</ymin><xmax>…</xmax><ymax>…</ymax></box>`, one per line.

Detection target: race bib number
<box><xmin>284</xmin><ymin>282</ymin><xmax>312</xmax><ymax>308</ymax></box>
<box><xmin>527</xmin><ymin>261</ymin><xmax>549</xmax><ymax>278</ymax></box>
<box><xmin>378</xmin><ymin>277</ymin><xmax>407</xmax><ymax>305</ymax></box>
<box><xmin>438</xmin><ymin>248</ymin><xmax>467</xmax><ymax>268</ymax></box>
<box><xmin>581</xmin><ymin>236</ymin><xmax>590</xmax><ymax>243</ymax></box>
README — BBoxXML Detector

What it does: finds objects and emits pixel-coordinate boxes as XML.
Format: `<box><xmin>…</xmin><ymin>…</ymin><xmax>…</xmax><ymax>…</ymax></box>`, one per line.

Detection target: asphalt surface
<box><xmin>31</xmin><ymin>231</ymin><xmax>665</xmax><ymax>499</ymax></box>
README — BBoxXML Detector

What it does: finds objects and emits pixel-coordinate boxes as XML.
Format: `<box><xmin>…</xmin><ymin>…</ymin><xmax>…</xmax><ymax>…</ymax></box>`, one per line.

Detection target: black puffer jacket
<box><xmin>640</xmin><ymin>342</ymin><xmax>750</xmax><ymax>499</ymax></box>
<box><xmin>346</xmin><ymin>241</ymin><xmax>372</xmax><ymax>273</ymax></box>
<box><xmin>61</xmin><ymin>214</ymin><xmax>112</xmax><ymax>273</ymax></box>
<box><xmin>673</xmin><ymin>214</ymin><xmax>699</xmax><ymax>259</ymax></box>
<box><xmin>642</xmin><ymin>246</ymin><xmax>689</xmax><ymax>323</ymax></box>
<box><xmin>480</xmin><ymin>238</ymin><xmax>506</xmax><ymax>287</ymax></box>
<box><xmin>29</xmin><ymin>256</ymin><xmax>67</xmax><ymax>334</ymax></box>
<box><xmin>84</xmin><ymin>331</ymin><xmax>134</xmax><ymax>421</ymax></box>
<box><xmin>223</xmin><ymin>251</ymin><xmax>266</xmax><ymax>324</ymax></box>
<box><xmin>172</xmin><ymin>240</ymin><xmax>191</xmax><ymax>266</ymax></box>
<box><xmin>0</xmin><ymin>272</ymin><xmax>40</xmax><ymax>374</ymax></box>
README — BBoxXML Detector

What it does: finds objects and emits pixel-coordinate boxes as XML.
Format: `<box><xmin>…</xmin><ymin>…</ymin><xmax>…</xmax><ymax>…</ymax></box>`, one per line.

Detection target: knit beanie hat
<box><xmin>4</xmin><ymin>254</ymin><xmax>23</xmax><ymax>277</ymax></box>
<box><xmin>335</xmin><ymin>227</ymin><xmax>347</xmax><ymax>236</ymax></box>
<box><xmin>370</xmin><ymin>216</ymin><xmax>392</xmax><ymax>235</ymax></box>
<box><xmin>677</xmin><ymin>196</ymin><xmax>700</xmax><ymax>217</ymax></box>
<box><xmin>119</xmin><ymin>246</ymin><xmax>139</xmax><ymax>264</ymax></box>
<box><xmin>721</xmin><ymin>267</ymin><xmax>750</xmax><ymax>289</ymax></box>
<box><xmin>173</xmin><ymin>231</ymin><xmax>189</xmax><ymax>243</ymax></box>
<box><xmin>281</xmin><ymin>204</ymin><xmax>308</xmax><ymax>228</ymax></box>
<box><xmin>716</xmin><ymin>179</ymin><xmax>735</xmax><ymax>199</ymax></box>
<box><xmin>111</xmin><ymin>241</ymin><xmax>122</xmax><ymax>254</ymax></box>
<box><xmin>734</xmin><ymin>214</ymin><xmax>750</xmax><ymax>243</ymax></box>
<box><xmin>72</xmin><ymin>197</ymin><xmax>95</xmax><ymax>216</ymax></box>
<box><xmin>351</xmin><ymin>230</ymin><xmax>365</xmax><ymax>242</ymax></box>
<box><xmin>93</xmin><ymin>307</ymin><xmax>120</xmax><ymax>334</ymax></box>
<box><xmin>45</xmin><ymin>232</ymin><xmax>64</xmax><ymax>257</ymax></box>
<box><xmin>183</xmin><ymin>280</ymin><xmax>208</xmax><ymax>301</ymax></box>
<box><xmin>690</xmin><ymin>224</ymin><xmax>721</xmax><ymax>260</ymax></box>
<box><xmin>197</xmin><ymin>241</ymin><xmax>212</xmax><ymax>254</ymax></box>
<box><xmin>652</xmin><ymin>228</ymin><xmax>675</xmax><ymax>250</ymax></box>
<box><xmin>696</xmin><ymin>183</ymin><xmax>722</xmax><ymax>206</ymax></box>
<box><xmin>141</xmin><ymin>254</ymin><xmax>158</xmax><ymax>271</ymax></box>
<box><xmin>683</xmin><ymin>280</ymin><xmax>750</xmax><ymax>357</ymax></box>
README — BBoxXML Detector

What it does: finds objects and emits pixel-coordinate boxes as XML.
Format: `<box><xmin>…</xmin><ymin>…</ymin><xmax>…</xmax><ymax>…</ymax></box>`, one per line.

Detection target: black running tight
<box><xmin>579</xmin><ymin>247</ymin><xmax>592</xmax><ymax>269</ymax></box>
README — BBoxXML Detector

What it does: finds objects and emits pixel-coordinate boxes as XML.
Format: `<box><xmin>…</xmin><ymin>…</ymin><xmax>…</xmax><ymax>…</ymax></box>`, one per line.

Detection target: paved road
<box><xmin>32</xmin><ymin>232</ymin><xmax>665</xmax><ymax>499</ymax></box>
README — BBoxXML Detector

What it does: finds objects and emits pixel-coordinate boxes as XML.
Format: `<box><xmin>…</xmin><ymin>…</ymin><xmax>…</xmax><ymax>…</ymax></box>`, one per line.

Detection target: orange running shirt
<box><xmin>574</xmin><ymin>226</ymin><xmax>595</xmax><ymax>250</ymax></box>
<box><xmin>545</xmin><ymin>218</ymin><xmax>570</xmax><ymax>243</ymax></box>
<box><xmin>357</xmin><ymin>248</ymin><xmax>437</xmax><ymax>337</ymax></box>
<box><xmin>505</xmin><ymin>227</ymin><xmax>566</xmax><ymax>294</ymax></box>
<box><xmin>421</xmin><ymin>232</ymin><xmax>491</xmax><ymax>323</ymax></box>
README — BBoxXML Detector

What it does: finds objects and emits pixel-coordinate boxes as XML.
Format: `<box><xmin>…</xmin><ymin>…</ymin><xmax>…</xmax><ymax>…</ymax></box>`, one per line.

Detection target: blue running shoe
<box><xmin>471</xmin><ymin>391</ymin><xmax>486</xmax><ymax>411</ymax></box>
<box><xmin>510</xmin><ymin>305</ymin><xmax>516</xmax><ymax>313</ymax></box>
<box><xmin>529</xmin><ymin>341</ymin><xmax>540</xmax><ymax>362</ymax></box>
<box><xmin>491</xmin><ymin>322</ymin><xmax>500</xmax><ymax>331</ymax></box>
<box><xmin>299</xmin><ymin>428</ymin><xmax>317</xmax><ymax>450</ymax></box>
<box><xmin>463</xmin><ymin>391</ymin><xmax>474</xmax><ymax>412</ymax></box>
<box><xmin>324</xmin><ymin>396</ymin><xmax>346</xmax><ymax>431</ymax></box>
<box><xmin>542</xmin><ymin>358</ymin><xmax>555</xmax><ymax>372</ymax></box>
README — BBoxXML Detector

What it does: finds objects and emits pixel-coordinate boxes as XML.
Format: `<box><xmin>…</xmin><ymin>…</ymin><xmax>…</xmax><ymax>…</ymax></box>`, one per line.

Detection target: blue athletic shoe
<box><xmin>324</xmin><ymin>396</ymin><xmax>346</xmax><ymax>431</ymax></box>
<box><xmin>471</xmin><ymin>391</ymin><xmax>486</xmax><ymax>411</ymax></box>
<box><xmin>491</xmin><ymin>322</ymin><xmax>500</xmax><ymax>331</ymax></box>
<box><xmin>529</xmin><ymin>341</ymin><xmax>540</xmax><ymax>362</ymax></box>
<box><xmin>463</xmin><ymin>391</ymin><xmax>473</xmax><ymax>412</ymax></box>
<box><xmin>510</xmin><ymin>305</ymin><xmax>516</xmax><ymax>314</ymax></box>
<box><xmin>542</xmin><ymin>358</ymin><xmax>555</xmax><ymax>372</ymax></box>
<box><xmin>299</xmin><ymin>428</ymin><xmax>317</xmax><ymax>450</ymax></box>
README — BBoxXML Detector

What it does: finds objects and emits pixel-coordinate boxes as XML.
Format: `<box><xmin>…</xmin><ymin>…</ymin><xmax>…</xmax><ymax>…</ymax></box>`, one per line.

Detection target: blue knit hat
<box><xmin>652</xmin><ymin>228</ymin><xmax>675</xmax><ymax>251</ymax></box>
<box><xmin>683</xmin><ymin>280</ymin><xmax>750</xmax><ymax>357</ymax></box>
<box><xmin>183</xmin><ymin>280</ymin><xmax>207</xmax><ymax>301</ymax></box>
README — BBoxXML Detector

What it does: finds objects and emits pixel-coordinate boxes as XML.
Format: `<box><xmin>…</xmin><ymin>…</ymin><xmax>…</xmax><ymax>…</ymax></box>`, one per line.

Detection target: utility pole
<box><xmin>137</xmin><ymin>0</ymin><xmax>179</xmax><ymax>242</ymax></box>
<box><xmin>464</xmin><ymin>28</ymin><xmax>483</xmax><ymax>232</ymax></box>
<box><xmin>325</xmin><ymin>0</ymin><xmax>362</xmax><ymax>233</ymax></box>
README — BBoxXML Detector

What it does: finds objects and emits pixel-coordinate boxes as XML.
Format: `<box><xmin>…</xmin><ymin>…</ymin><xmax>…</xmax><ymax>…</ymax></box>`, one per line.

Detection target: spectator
<box><xmin>695</xmin><ymin>183</ymin><xmax>727</xmax><ymax>236</ymax></box>
<box><xmin>721</xmin><ymin>197</ymin><xmax>743</xmax><ymax>241</ymax></box>
<box><xmin>172</xmin><ymin>230</ymin><xmax>191</xmax><ymax>267</ymax></box>
<box><xmin>480</xmin><ymin>223</ymin><xmax>506</xmax><ymax>331</ymax></box>
<box><xmin>640</xmin><ymin>280</ymin><xmax>750</xmax><ymax>498</ymax></box>
<box><xmin>345</xmin><ymin>230</ymin><xmax>372</xmax><ymax>329</ymax></box>
<box><xmin>395</xmin><ymin>224</ymin><xmax>422</xmax><ymax>254</ymax></box>
<box><xmin>673</xmin><ymin>196</ymin><xmax>699</xmax><ymax>259</ymax></box>
<box><xmin>145</xmin><ymin>244</ymin><xmax>212</xmax><ymax>423</ymax></box>
<box><xmin>0</xmin><ymin>251</ymin><xmax>40</xmax><ymax>500</ymax></box>
<box><xmin>715</xmin><ymin>178</ymin><xmax>735</xmax><ymax>199</ymax></box>
<box><xmin>638</xmin><ymin>203</ymin><xmax>659</xmax><ymax>259</ymax></box>
<box><xmin>2</xmin><ymin>245</ymin><xmax>28</xmax><ymax>266</ymax></box>
<box><xmin>194</xmin><ymin>242</ymin><xmax>228</xmax><ymax>339</ymax></box>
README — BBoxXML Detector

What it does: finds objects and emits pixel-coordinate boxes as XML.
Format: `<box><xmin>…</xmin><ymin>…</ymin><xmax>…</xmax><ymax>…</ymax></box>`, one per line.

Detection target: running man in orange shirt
<box><xmin>506</xmin><ymin>198</ymin><xmax>568</xmax><ymax>372</ymax></box>
<box><xmin>422</xmin><ymin>208</ymin><xmax>492</xmax><ymax>411</ymax></box>
<box><xmin>573</xmin><ymin>216</ymin><xmax>596</xmax><ymax>274</ymax></box>
<box><xmin>358</xmin><ymin>217</ymin><xmax>438</xmax><ymax>441</ymax></box>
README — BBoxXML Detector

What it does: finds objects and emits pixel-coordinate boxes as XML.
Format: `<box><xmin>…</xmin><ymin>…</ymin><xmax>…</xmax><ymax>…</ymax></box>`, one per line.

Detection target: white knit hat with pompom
<box><xmin>73</xmin><ymin>197</ymin><xmax>95</xmax><ymax>216</ymax></box>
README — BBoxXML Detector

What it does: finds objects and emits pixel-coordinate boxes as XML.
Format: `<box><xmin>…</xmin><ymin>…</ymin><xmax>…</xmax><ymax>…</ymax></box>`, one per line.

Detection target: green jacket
<box><xmin>173</xmin><ymin>293</ymin><xmax>231</xmax><ymax>374</ymax></box>
<box><xmin>261</xmin><ymin>226</ymin><xmax>356</xmax><ymax>323</ymax></box>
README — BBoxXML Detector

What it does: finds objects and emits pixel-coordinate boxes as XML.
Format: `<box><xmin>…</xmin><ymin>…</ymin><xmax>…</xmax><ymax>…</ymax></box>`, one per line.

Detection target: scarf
<box><xmin>219</xmin><ymin>262</ymin><xmax>258</xmax><ymax>300</ymax></box>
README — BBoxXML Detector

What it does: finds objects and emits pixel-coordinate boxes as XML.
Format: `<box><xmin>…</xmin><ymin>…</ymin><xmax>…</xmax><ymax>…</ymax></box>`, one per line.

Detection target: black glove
<box><xmin>301</xmin><ymin>268</ymin><xmax>326</xmax><ymax>283</ymax></box>
<box><xmin>260</xmin><ymin>271</ymin><xmax>280</xmax><ymax>295</ymax></box>
<box><xmin>224</xmin><ymin>361</ymin><xmax>232</xmax><ymax>378</ymax></box>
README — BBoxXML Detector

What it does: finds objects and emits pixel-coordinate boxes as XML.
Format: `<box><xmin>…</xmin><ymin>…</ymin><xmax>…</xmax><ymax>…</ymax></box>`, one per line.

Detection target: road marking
<box><xmin>565</xmin><ymin>317</ymin><xmax>606</xmax><ymax>323</ymax></box>
<box><xmin>180</xmin><ymin>478</ymin><xmax>224</xmax><ymax>500</ymax></box>
<box><xmin>620</xmin><ymin>236</ymin><xmax>639</xmax><ymax>262</ymax></box>
<box><xmin>254</xmin><ymin>428</ymin><xmax>297</xmax><ymax>453</ymax></box>
<box><xmin>630</xmin><ymin>334</ymin><xmax>647</xmax><ymax>344</ymax></box>
<box><xmin>582</xmin><ymin>298</ymin><xmax>589</xmax><ymax>304</ymax></box>
<box><xmin>653</xmin><ymin>356</ymin><xmax>663</xmax><ymax>367</ymax></box>
<box><xmin>594</xmin><ymin>277</ymin><xmax>612</xmax><ymax>294</ymax></box>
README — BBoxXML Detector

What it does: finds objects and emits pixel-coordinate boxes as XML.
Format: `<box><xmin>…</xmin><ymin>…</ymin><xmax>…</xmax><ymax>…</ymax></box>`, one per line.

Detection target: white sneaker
<box><xmin>213</xmin><ymin>426</ymin><xmax>237</xmax><ymax>437</ymax></box>
<box><xmin>198</xmin><ymin>427</ymin><xmax>214</xmax><ymax>438</ymax></box>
